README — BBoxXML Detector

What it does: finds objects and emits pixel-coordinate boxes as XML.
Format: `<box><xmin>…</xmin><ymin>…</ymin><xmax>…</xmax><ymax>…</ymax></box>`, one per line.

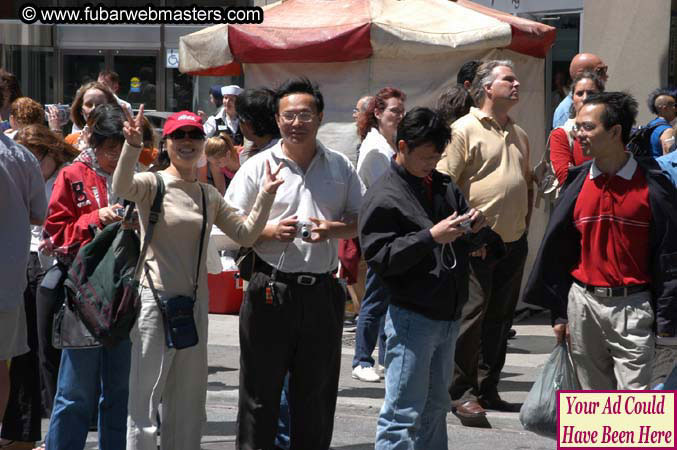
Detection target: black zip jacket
<box><xmin>523</xmin><ymin>157</ymin><xmax>677</xmax><ymax>336</ymax></box>
<box><xmin>358</xmin><ymin>161</ymin><xmax>503</xmax><ymax>321</ymax></box>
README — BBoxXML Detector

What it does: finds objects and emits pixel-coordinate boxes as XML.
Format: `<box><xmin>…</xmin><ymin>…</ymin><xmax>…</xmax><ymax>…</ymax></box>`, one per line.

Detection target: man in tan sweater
<box><xmin>436</xmin><ymin>60</ymin><xmax>533</xmax><ymax>426</ymax></box>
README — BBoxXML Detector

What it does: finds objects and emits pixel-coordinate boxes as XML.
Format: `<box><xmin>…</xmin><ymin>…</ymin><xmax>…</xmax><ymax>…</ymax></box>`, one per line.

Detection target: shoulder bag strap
<box><xmin>132</xmin><ymin>172</ymin><xmax>166</xmax><ymax>282</ymax></box>
<box><xmin>193</xmin><ymin>184</ymin><xmax>208</xmax><ymax>300</ymax></box>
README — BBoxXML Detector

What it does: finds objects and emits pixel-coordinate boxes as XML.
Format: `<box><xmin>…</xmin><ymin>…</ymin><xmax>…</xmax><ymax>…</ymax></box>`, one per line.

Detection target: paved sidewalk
<box><xmin>51</xmin><ymin>310</ymin><xmax>557</xmax><ymax>449</ymax></box>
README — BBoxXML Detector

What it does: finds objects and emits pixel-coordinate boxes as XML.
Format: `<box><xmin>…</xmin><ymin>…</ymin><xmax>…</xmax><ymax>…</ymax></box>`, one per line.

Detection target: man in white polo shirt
<box><xmin>225</xmin><ymin>77</ymin><xmax>364</xmax><ymax>450</ymax></box>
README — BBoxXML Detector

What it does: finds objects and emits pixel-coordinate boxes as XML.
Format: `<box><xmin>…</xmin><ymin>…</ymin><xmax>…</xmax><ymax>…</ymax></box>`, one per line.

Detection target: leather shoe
<box><xmin>481</xmin><ymin>396</ymin><xmax>521</xmax><ymax>412</ymax></box>
<box><xmin>452</xmin><ymin>400</ymin><xmax>491</xmax><ymax>427</ymax></box>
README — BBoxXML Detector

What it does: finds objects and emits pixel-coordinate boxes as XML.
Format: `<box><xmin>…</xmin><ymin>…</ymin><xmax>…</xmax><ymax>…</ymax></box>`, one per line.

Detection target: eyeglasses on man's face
<box><xmin>279</xmin><ymin>111</ymin><xmax>315</xmax><ymax>123</ymax></box>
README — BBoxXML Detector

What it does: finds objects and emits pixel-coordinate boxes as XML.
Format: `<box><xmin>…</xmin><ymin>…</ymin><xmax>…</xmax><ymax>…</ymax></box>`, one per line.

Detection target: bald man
<box><xmin>552</xmin><ymin>53</ymin><xmax>608</xmax><ymax>128</ymax></box>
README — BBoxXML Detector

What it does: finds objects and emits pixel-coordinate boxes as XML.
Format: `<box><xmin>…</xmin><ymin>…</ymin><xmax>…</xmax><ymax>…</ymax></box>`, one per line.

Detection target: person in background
<box><xmin>203</xmin><ymin>85</ymin><xmax>243</xmax><ymax>144</ymax></box>
<box><xmin>549</xmin><ymin>70</ymin><xmax>605</xmax><ymax>185</ymax></box>
<box><xmin>197</xmin><ymin>85</ymin><xmax>223</xmax><ymax>124</ymax></box>
<box><xmin>438</xmin><ymin>60</ymin><xmax>532</xmax><ymax>424</ymax></box>
<box><xmin>42</xmin><ymin>103</ymin><xmax>130</xmax><ymax>450</ymax></box>
<box><xmin>352</xmin><ymin>87</ymin><xmax>406</xmax><ymax>383</ymax></box>
<box><xmin>204</xmin><ymin>133</ymin><xmax>240</xmax><ymax>195</ymax></box>
<box><xmin>457</xmin><ymin>60</ymin><xmax>481</xmax><ymax>91</ymax></box>
<box><xmin>115</xmin><ymin>108</ymin><xmax>281</xmax><ymax>450</ymax></box>
<box><xmin>644</xmin><ymin>87</ymin><xmax>676</xmax><ymax>157</ymax></box>
<box><xmin>0</xmin><ymin>69</ymin><xmax>22</xmax><ymax>132</ymax></box>
<box><xmin>0</xmin><ymin>125</ymin><xmax>77</xmax><ymax>450</ymax></box>
<box><xmin>97</xmin><ymin>70</ymin><xmax>133</xmax><ymax>121</ymax></box>
<box><xmin>0</xmin><ymin>130</ymin><xmax>46</xmax><ymax>448</ymax></box>
<box><xmin>236</xmin><ymin>88</ymin><xmax>280</xmax><ymax>165</ymax></box>
<box><xmin>437</xmin><ymin>85</ymin><xmax>474</xmax><ymax>125</ymax></box>
<box><xmin>4</xmin><ymin>97</ymin><xmax>45</xmax><ymax>139</ymax></box>
<box><xmin>137</xmin><ymin>116</ymin><xmax>159</xmax><ymax>171</ymax></box>
<box><xmin>65</xmin><ymin>81</ymin><xmax>117</xmax><ymax>150</ymax></box>
<box><xmin>552</xmin><ymin>53</ymin><xmax>608</xmax><ymax>129</ymax></box>
<box><xmin>340</xmin><ymin>94</ymin><xmax>373</xmax><ymax>325</ymax></box>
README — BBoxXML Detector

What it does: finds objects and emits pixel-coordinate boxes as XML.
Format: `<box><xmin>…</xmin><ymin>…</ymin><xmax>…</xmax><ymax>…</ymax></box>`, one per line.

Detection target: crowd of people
<box><xmin>0</xmin><ymin>50</ymin><xmax>676</xmax><ymax>450</ymax></box>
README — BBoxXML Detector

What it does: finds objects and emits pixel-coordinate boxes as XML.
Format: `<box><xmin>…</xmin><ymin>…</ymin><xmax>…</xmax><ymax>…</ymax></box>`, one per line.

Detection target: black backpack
<box><xmin>63</xmin><ymin>173</ymin><xmax>165</xmax><ymax>347</ymax></box>
<box><xmin>626</xmin><ymin>121</ymin><xmax>668</xmax><ymax>158</ymax></box>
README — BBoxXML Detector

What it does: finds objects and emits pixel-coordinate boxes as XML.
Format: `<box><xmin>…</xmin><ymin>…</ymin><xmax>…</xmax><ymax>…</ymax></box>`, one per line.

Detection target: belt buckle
<box><xmin>594</xmin><ymin>286</ymin><xmax>611</xmax><ymax>297</ymax></box>
<box><xmin>297</xmin><ymin>275</ymin><xmax>316</xmax><ymax>286</ymax></box>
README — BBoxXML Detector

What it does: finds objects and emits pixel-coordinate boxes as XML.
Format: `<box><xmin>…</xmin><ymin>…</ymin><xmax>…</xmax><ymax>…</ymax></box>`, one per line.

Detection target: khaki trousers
<box><xmin>126</xmin><ymin>286</ymin><xmax>209</xmax><ymax>450</ymax></box>
<box><xmin>567</xmin><ymin>282</ymin><xmax>654</xmax><ymax>390</ymax></box>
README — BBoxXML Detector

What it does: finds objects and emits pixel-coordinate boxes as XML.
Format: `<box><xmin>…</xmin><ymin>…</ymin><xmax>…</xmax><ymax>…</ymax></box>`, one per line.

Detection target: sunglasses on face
<box><xmin>168</xmin><ymin>129</ymin><xmax>205</xmax><ymax>140</ymax></box>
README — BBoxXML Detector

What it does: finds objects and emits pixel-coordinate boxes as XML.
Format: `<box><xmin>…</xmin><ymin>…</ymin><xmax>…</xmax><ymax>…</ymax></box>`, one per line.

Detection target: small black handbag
<box><xmin>146</xmin><ymin>184</ymin><xmax>207</xmax><ymax>350</ymax></box>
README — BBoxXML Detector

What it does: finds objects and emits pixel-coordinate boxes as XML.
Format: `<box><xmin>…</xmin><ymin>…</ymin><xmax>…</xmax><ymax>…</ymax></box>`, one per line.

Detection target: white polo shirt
<box><xmin>225</xmin><ymin>139</ymin><xmax>364</xmax><ymax>273</ymax></box>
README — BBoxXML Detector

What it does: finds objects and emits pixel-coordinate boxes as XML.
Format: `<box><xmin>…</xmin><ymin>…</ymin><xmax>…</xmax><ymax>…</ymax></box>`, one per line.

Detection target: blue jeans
<box><xmin>352</xmin><ymin>268</ymin><xmax>389</xmax><ymax>368</ymax></box>
<box><xmin>375</xmin><ymin>305</ymin><xmax>460</xmax><ymax>450</ymax></box>
<box><xmin>46</xmin><ymin>340</ymin><xmax>131</xmax><ymax>450</ymax></box>
<box><xmin>275</xmin><ymin>373</ymin><xmax>291</xmax><ymax>449</ymax></box>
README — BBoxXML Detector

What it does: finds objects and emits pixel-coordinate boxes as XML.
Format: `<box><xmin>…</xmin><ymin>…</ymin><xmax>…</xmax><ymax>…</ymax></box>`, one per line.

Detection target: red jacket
<box><xmin>43</xmin><ymin>160</ymin><xmax>108</xmax><ymax>264</ymax></box>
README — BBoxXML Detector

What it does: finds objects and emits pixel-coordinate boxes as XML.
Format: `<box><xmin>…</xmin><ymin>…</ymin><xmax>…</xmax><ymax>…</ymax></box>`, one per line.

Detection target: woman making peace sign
<box><xmin>112</xmin><ymin>107</ymin><xmax>283</xmax><ymax>450</ymax></box>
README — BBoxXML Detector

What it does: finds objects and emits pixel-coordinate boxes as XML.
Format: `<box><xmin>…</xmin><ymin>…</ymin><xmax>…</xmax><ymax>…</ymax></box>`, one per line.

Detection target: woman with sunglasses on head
<box><xmin>41</xmin><ymin>103</ymin><xmax>132</xmax><ymax>450</ymax></box>
<box><xmin>549</xmin><ymin>70</ymin><xmax>605</xmax><ymax>185</ymax></box>
<box><xmin>113</xmin><ymin>108</ymin><xmax>283</xmax><ymax>450</ymax></box>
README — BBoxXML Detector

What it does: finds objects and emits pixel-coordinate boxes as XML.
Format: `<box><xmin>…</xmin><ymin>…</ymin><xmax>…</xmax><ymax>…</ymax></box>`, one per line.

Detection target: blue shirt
<box><xmin>657</xmin><ymin>150</ymin><xmax>677</xmax><ymax>186</ymax></box>
<box><xmin>647</xmin><ymin>117</ymin><xmax>672</xmax><ymax>158</ymax></box>
<box><xmin>552</xmin><ymin>94</ymin><xmax>573</xmax><ymax>129</ymax></box>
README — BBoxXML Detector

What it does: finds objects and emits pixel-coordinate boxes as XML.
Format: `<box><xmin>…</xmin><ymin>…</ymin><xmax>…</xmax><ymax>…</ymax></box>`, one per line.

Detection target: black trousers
<box><xmin>1</xmin><ymin>253</ymin><xmax>44</xmax><ymax>442</ymax></box>
<box><xmin>236</xmin><ymin>271</ymin><xmax>345</xmax><ymax>450</ymax></box>
<box><xmin>35</xmin><ymin>263</ymin><xmax>65</xmax><ymax>417</ymax></box>
<box><xmin>450</xmin><ymin>234</ymin><xmax>528</xmax><ymax>403</ymax></box>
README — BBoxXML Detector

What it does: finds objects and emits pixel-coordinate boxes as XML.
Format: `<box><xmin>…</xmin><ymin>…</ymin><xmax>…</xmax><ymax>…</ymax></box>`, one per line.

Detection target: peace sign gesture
<box><xmin>123</xmin><ymin>104</ymin><xmax>145</xmax><ymax>148</ymax></box>
<box><xmin>262</xmin><ymin>160</ymin><xmax>285</xmax><ymax>194</ymax></box>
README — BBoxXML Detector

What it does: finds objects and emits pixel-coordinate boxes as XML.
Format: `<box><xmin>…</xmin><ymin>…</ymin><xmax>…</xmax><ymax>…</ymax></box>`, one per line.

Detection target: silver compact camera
<box><xmin>296</xmin><ymin>221</ymin><xmax>313</xmax><ymax>239</ymax></box>
<box><xmin>459</xmin><ymin>218</ymin><xmax>474</xmax><ymax>232</ymax></box>
<box><xmin>44</xmin><ymin>104</ymin><xmax>71</xmax><ymax>127</ymax></box>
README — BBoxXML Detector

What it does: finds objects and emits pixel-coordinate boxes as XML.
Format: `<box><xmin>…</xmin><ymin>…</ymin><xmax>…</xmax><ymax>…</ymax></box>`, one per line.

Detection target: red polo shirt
<box><xmin>571</xmin><ymin>155</ymin><xmax>651</xmax><ymax>287</ymax></box>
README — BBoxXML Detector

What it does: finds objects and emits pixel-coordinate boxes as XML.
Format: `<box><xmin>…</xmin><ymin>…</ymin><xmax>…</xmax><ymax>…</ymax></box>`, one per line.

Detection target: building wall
<box><xmin>583</xmin><ymin>0</ymin><xmax>671</xmax><ymax>124</ymax></box>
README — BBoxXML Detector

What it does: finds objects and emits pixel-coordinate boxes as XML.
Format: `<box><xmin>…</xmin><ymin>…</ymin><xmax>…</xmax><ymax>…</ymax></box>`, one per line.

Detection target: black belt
<box><xmin>573</xmin><ymin>279</ymin><xmax>649</xmax><ymax>298</ymax></box>
<box><xmin>254</xmin><ymin>259</ymin><xmax>333</xmax><ymax>286</ymax></box>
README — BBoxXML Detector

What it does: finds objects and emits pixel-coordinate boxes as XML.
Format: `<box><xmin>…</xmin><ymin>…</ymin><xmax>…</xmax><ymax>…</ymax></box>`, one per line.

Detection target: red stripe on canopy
<box><xmin>457</xmin><ymin>0</ymin><xmax>555</xmax><ymax>58</ymax></box>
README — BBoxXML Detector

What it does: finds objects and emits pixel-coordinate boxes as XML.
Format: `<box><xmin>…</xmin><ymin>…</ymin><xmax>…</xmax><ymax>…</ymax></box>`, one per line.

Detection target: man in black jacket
<box><xmin>360</xmin><ymin>107</ymin><xmax>494</xmax><ymax>448</ymax></box>
<box><xmin>524</xmin><ymin>92</ymin><xmax>677</xmax><ymax>390</ymax></box>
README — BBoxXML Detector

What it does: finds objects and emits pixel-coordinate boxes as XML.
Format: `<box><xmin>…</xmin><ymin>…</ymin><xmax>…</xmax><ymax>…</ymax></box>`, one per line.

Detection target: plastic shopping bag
<box><xmin>519</xmin><ymin>342</ymin><xmax>580</xmax><ymax>438</ymax></box>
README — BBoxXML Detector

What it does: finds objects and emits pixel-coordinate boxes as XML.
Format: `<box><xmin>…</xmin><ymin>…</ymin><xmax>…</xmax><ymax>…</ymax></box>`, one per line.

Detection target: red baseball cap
<box><xmin>163</xmin><ymin>111</ymin><xmax>204</xmax><ymax>137</ymax></box>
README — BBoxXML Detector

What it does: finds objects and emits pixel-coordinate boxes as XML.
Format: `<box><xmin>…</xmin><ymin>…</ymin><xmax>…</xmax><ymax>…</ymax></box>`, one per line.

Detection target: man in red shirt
<box><xmin>524</xmin><ymin>92</ymin><xmax>677</xmax><ymax>390</ymax></box>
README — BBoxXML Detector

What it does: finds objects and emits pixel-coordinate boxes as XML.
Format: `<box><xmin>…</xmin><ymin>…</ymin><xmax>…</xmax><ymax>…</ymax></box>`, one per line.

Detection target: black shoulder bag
<box><xmin>146</xmin><ymin>183</ymin><xmax>207</xmax><ymax>350</ymax></box>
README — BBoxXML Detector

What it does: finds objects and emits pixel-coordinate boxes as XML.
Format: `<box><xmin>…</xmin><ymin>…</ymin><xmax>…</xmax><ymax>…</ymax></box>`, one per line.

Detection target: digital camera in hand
<box><xmin>296</xmin><ymin>221</ymin><xmax>313</xmax><ymax>239</ymax></box>
<box><xmin>44</xmin><ymin>104</ymin><xmax>71</xmax><ymax>127</ymax></box>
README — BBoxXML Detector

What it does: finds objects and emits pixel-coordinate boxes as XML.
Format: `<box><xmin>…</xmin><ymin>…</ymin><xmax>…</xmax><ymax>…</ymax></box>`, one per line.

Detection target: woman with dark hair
<box><xmin>65</xmin><ymin>81</ymin><xmax>117</xmax><ymax>149</ymax></box>
<box><xmin>549</xmin><ymin>70</ymin><xmax>605</xmax><ymax>184</ymax></box>
<box><xmin>436</xmin><ymin>86</ymin><xmax>474</xmax><ymax>124</ymax></box>
<box><xmin>0</xmin><ymin>125</ymin><xmax>77</xmax><ymax>450</ymax></box>
<box><xmin>42</xmin><ymin>103</ymin><xmax>132</xmax><ymax>450</ymax></box>
<box><xmin>114</xmin><ymin>107</ymin><xmax>282</xmax><ymax>450</ymax></box>
<box><xmin>236</xmin><ymin>88</ymin><xmax>280</xmax><ymax>164</ymax></box>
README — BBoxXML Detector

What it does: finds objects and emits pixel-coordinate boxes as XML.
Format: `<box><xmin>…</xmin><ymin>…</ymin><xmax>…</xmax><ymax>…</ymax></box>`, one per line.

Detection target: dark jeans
<box><xmin>352</xmin><ymin>267</ymin><xmax>388</xmax><ymax>369</ymax></box>
<box><xmin>1</xmin><ymin>253</ymin><xmax>43</xmax><ymax>442</ymax></box>
<box><xmin>450</xmin><ymin>234</ymin><xmax>528</xmax><ymax>403</ymax></box>
<box><xmin>237</xmin><ymin>271</ymin><xmax>345</xmax><ymax>450</ymax></box>
<box><xmin>35</xmin><ymin>263</ymin><xmax>66</xmax><ymax>417</ymax></box>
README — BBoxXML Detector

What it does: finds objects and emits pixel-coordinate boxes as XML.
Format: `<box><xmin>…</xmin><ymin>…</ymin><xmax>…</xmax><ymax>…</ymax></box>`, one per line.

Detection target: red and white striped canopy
<box><xmin>179</xmin><ymin>0</ymin><xmax>555</xmax><ymax>75</ymax></box>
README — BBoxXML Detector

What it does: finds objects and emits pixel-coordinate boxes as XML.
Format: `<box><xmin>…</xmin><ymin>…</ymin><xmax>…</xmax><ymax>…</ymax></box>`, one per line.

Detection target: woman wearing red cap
<box><xmin>112</xmin><ymin>107</ymin><xmax>283</xmax><ymax>450</ymax></box>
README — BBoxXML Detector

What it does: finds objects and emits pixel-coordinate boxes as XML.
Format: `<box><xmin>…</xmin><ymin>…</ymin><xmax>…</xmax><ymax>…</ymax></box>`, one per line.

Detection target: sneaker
<box><xmin>352</xmin><ymin>365</ymin><xmax>380</xmax><ymax>382</ymax></box>
<box><xmin>375</xmin><ymin>364</ymin><xmax>385</xmax><ymax>379</ymax></box>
